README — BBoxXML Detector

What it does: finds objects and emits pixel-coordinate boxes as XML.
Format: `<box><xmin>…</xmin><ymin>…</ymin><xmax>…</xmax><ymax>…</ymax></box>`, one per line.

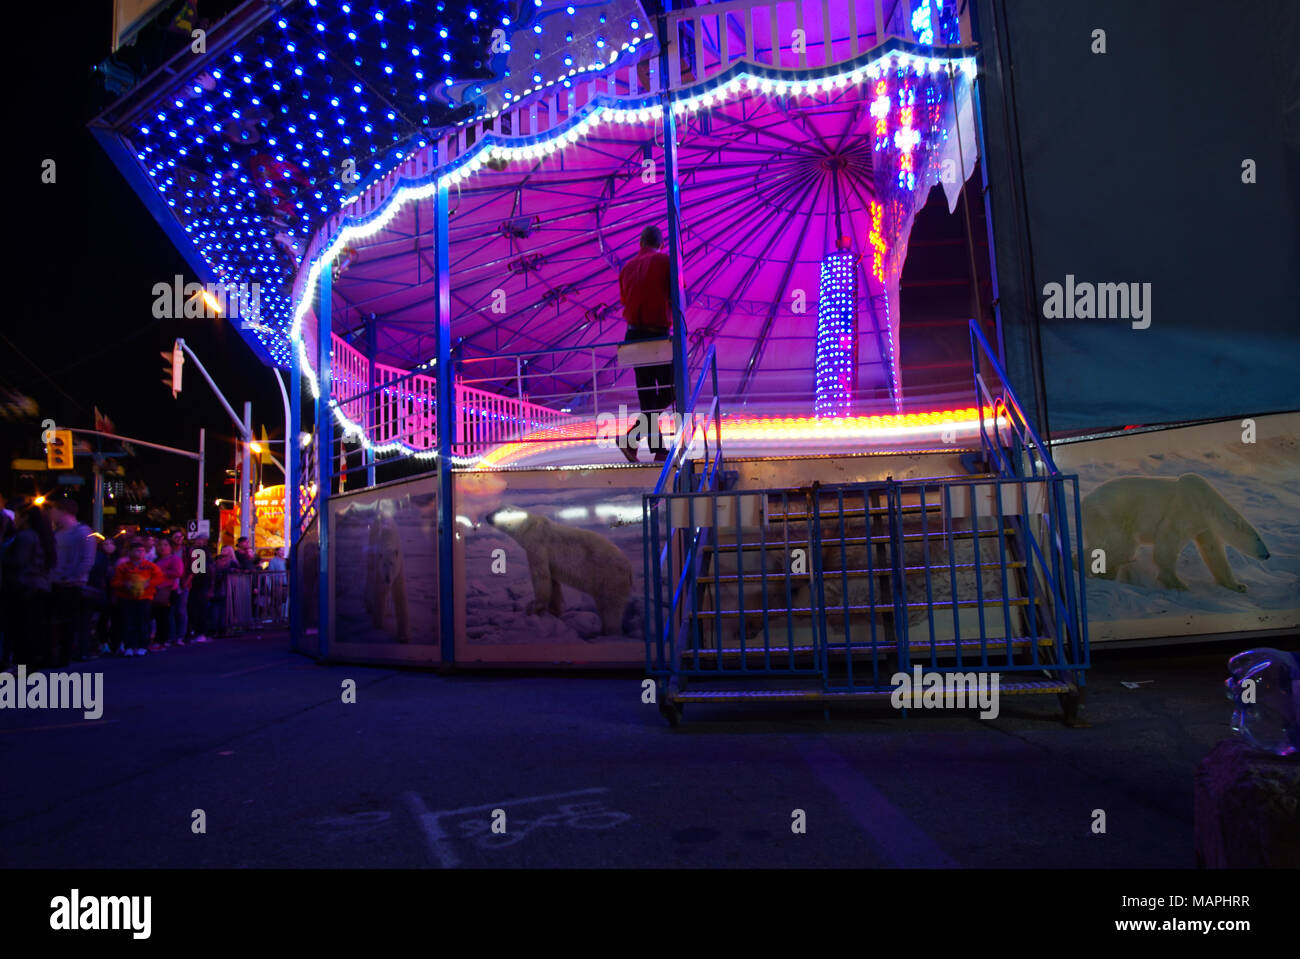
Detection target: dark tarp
<box><xmin>975</xmin><ymin>0</ymin><xmax>1299</xmax><ymax>434</ymax></box>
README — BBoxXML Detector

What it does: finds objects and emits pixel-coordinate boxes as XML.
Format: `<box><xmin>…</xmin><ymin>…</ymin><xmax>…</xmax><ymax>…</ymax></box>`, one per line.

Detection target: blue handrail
<box><xmin>653</xmin><ymin>344</ymin><xmax>723</xmax><ymax>496</ymax></box>
<box><xmin>969</xmin><ymin>319</ymin><xmax>1061</xmax><ymax>478</ymax></box>
<box><xmin>968</xmin><ymin>318</ymin><xmax>1089</xmax><ymax>675</ymax></box>
<box><xmin>643</xmin><ymin>345</ymin><xmax>725</xmax><ymax>681</ymax></box>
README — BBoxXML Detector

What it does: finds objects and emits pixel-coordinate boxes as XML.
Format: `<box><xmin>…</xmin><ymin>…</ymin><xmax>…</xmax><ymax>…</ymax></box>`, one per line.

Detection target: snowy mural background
<box><xmin>330</xmin><ymin>479</ymin><xmax>441</xmax><ymax>654</ymax></box>
<box><xmin>1054</xmin><ymin>414</ymin><xmax>1300</xmax><ymax>642</ymax></box>
<box><xmin>454</xmin><ymin>469</ymin><xmax>653</xmax><ymax>664</ymax></box>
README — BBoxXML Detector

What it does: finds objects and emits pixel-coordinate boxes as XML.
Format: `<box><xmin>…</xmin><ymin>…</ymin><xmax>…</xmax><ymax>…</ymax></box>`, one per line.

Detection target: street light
<box><xmin>200</xmin><ymin>290</ymin><xmax>223</xmax><ymax>315</ymax></box>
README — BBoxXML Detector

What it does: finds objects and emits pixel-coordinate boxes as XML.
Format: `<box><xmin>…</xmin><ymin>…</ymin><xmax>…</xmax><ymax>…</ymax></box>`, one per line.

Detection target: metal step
<box><xmin>696</xmin><ymin>560</ymin><xmax>1027</xmax><ymax>585</ymax></box>
<box><xmin>678</xmin><ymin>635</ymin><xmax>1055</xmax><ymax>661</ymax></box>
<box><xmin>696</xmin><ymin>596</ymin><xmax>1041</xmax><ymax>619</ymax></box>
<box><xmin>671</xmin><ymin>679</ymin><xmax>1073</xmax><ymax>705</ymax></box>
<box><xmin>764</xmin><ymin>472</ymin><xmax>998</xmax><ymax>494</ymax></box>
<box><xmin>767</xmin><ymin>502</ymin><xmax>943</xmax><ymax>523</ymax></box>
<box><xmin>703</xmin><ymin>526</ymin><xmax>1019</xmax><ymax>552</ymax></box>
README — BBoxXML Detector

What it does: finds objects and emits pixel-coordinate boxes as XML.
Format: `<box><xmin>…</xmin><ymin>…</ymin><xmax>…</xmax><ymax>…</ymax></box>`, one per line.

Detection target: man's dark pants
<box><xmin>625</xmin><ymin>326</ymin><xmax>675</xmax><ymax>456</ymax></box>
<box><xmin>52</xmin><ymin>584</ymin><xmax>90</xmax><ymax>665</ymax></box>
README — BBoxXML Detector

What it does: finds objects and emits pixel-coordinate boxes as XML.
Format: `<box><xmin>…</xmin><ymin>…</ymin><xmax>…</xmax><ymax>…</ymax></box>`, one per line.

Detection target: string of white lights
<box><xmin>291</xmin><ymin>46</ymin><xmax>978</xmax><ymax>459</ymax></box>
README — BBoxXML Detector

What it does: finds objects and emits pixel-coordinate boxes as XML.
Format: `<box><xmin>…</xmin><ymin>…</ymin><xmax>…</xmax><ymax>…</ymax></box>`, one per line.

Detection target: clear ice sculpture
<box><xmin>1224</xmin><ymin>648</ymin><xmax>1300</xmax><ymax>757</ymax></box>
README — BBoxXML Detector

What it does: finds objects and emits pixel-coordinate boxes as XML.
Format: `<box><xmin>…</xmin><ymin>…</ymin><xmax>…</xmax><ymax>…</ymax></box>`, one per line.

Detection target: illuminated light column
<box><xmin>815</xmin><ymin>242</ymin><xmax>858</xmax><ymax>419</ymax></box>
<box><xmin>870</xmin><ymin>78</ymin><xmax>890</xmax><ymax>151</ymax></box>
<box><xmin>895</xmin><ymin>76</ymin><xmax>918</xmax><ymax>192</ymax></box>
<box><xmin>868</xmin><ymin>201</ymin><xmax>886</xmax><ymax>285</ymax></box>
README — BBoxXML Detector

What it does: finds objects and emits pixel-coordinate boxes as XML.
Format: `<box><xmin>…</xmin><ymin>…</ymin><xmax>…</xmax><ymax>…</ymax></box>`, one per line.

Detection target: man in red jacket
<box><xmin>618</xmin><ymin>225</ymin><xmax>676</xmax><ymax>462</ymax></box>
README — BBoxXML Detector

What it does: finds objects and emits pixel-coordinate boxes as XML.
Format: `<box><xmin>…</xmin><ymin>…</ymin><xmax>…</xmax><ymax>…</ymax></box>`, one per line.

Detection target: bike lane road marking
<box><xmin>404</xmin><ymin>787</ymin><xmax>610</xmax><ymax>868</ymax></box>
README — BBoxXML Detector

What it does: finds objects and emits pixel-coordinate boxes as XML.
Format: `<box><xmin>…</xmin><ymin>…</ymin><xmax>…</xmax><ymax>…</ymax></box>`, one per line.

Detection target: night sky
<box><xmin>8</xmin><ymin>3</ymin><xmax>285</xmax><ymax>526</ymax></box>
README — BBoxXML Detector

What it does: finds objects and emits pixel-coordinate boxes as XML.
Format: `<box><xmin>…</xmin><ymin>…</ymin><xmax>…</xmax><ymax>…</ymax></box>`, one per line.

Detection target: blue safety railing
<box><xmin>652</xmin><ymin>344</ymin><xmax>723</xmax><ymax>498</ymax></box>
<box><xmin>806</xmin><ymin>472</ymin><xmax>1089</xmax><ymax>692</ymax></box>
<box><xmin>641</xmin><ymin>321</ymin><xmax>1089</xmax><ymax>719</ymax></box>
<box><xmin>967</xmin><ymin>319</ymin><xmax>1090</xmax><ymax>687</ymax></box>
<box><xmin>970</xmin><ymin>319</ymin><xmax>1060</xmax><ymax>478</ymax></box>
<box><xmin>643</xmin><ymin>345</ymin><xmax>726</xmax><ymax>678</ymax></box>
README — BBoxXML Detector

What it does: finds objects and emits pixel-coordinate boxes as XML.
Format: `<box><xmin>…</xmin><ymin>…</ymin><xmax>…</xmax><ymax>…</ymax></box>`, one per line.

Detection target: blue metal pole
<box><xmin>657</xmin><ymin>3</ymin><xmax>689</xmax><ymax>435</ymax></box>
<box><xmin>435</xmin><ymin>180</ymin><xmax>456</xmax><ymax>667</ymax></box>
<box><xmin>289</xmin><ymin>339</ymin><xmax>302</xmax><ymax>650</ymax></box>
<box><xmin>317</xmin><ymin>266</ymin><xmax>333</xmax><ymax>661</ymax></box>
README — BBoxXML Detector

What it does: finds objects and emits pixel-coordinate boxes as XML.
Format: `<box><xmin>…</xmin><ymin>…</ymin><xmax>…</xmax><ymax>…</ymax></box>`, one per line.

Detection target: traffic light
<box><xmin>161</xmin><ymin>339</ymin><xmax>184</xmax><ymax>397</ymax></box>
<box><xmin>46</xmin><ymin>429</ymin><xmax>74</xmax><ymax>469</ymax></box>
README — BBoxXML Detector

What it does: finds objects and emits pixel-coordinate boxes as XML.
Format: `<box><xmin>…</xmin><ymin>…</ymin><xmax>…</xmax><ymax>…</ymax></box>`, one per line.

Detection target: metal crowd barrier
<box><xmin>223</xmin><ymin>571</ymin><xmax>290</xmax><ymax>630</ymax></box>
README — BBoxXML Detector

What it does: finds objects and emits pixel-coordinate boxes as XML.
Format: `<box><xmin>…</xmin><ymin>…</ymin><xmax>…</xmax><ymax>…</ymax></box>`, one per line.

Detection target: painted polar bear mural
<box><xmin>1082</xmin><ymin>473</ymin><xmax>1270</xmax><ymax>591</ymax></box>
<box><xmin>363</xmin><ymin>503</ymin><xmax>411</xmax><ymax>642</ymax></box>
<box><xmin>485</xmin><ymin>507</ymin><xmax>633</xmax><ymax>636</ymax></box>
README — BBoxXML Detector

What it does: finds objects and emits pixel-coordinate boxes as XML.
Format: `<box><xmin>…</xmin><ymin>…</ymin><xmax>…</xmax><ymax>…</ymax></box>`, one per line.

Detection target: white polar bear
<box><xmin>485</xmin><ymin>507</ymin><xmax>633</xmax><ymax>635</ymax></box>
<box><xmin>1082</xmin><ymin>473</ymin><xmax>1269</xmax><ymax>592</ymax></box>
<box><xmin>363</xmin><ymin>514</ymin><xmax>410</xmax><ymax>642</ymax></box>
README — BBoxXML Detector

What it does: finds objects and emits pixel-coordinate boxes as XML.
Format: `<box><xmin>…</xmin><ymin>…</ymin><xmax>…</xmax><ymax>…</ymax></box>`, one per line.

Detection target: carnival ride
<box><xmin>92</xmin><ymin>0</ymin><xmax>1090</xmax><ymax>720</ymax></box>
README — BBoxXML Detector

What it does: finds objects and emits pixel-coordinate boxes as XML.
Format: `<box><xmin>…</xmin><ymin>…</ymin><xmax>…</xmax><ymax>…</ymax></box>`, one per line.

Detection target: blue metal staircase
<box><xmin>644</xmin><ymin>320</ymin><xmax>1090</xmax><ymax>725</ymax></box>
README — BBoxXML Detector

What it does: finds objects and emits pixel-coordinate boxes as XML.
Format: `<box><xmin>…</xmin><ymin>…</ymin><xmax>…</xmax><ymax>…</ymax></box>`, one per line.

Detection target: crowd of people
<box><xmin>0</xmin><ymin>493</ymin><xmax>287</xmax><ymax>672</ymax></box>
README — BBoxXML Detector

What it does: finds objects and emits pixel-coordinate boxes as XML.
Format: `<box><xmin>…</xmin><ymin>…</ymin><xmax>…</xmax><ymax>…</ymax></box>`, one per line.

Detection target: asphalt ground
<box><xmin>0</xmin><ymin>630</ymin><xmax>1283</xmax><ymax>869</ymax></box>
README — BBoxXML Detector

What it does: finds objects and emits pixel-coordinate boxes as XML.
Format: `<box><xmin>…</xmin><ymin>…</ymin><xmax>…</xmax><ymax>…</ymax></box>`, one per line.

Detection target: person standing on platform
<box><xmin>618</xmin><ymin>225</ymin><xmax>677</xmax><ymax>463</ymax></box>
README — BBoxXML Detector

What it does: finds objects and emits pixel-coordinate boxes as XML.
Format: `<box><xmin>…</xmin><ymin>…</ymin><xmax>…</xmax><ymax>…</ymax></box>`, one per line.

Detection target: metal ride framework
<box><xmin>286</xmin><ymin>0</ymin><xmax>987</xmax><ymax>662</ymax></box>
<box><xmin>289</xmin><ymin>2</ymin><xmax>982</xmax><ymax>432</ymax></box>
<box><xmin>266</xmin><ymin>2</ymin><xmax>1088</xmax><ymax>707</ymax></box>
